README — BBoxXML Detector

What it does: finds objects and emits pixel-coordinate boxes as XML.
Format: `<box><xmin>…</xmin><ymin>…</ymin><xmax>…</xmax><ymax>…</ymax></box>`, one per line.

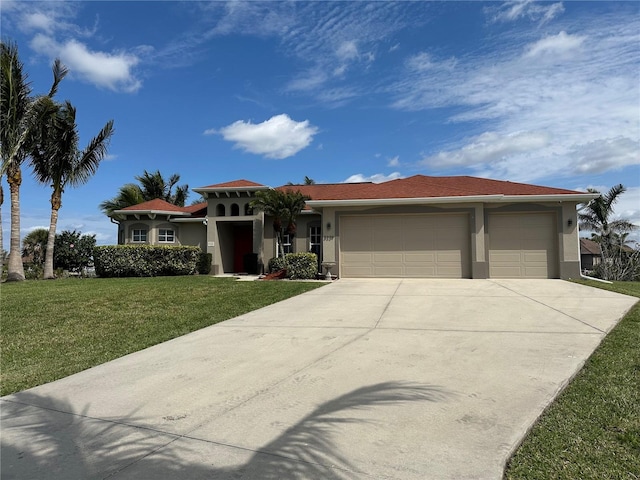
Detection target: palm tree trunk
<box><xmin>43</xmin><ymin>191</ymin><xmax>61</xmax><ymax>279</ymax></box>
<box><xmin>6</xmin><ymin>166</ymin><xmax>25</xmax><ymax>281</ymax></box>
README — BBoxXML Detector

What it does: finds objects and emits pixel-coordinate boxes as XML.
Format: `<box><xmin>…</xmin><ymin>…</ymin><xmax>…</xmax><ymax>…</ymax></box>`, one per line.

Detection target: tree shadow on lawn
<box><xmin>1</xmin><ymin>381</ymin><xmax>451</xmax><ymax>479</ymax></box>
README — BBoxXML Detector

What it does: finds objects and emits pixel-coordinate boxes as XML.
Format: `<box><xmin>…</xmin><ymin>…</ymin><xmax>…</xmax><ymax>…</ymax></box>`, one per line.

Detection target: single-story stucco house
<box><xmin>108</xmin><ymin>175</ymin><xmax>598</xmax><ymax>280</ymax></box>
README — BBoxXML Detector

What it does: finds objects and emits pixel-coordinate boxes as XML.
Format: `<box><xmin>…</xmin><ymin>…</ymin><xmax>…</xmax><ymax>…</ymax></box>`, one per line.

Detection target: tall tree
<box><xmin>30</xmin><ymin>100</ymin><xmax>114</xmax><ymax>279</ymax></box>
<box><xmin>579</xmin><ymin>184</ymin><xmax>638</xmax><ymax>280</ymax></box>
<box><xmin>281</xmin><ymin>189</ymin><xmax>311</xmax><ymax>237</ymax></box>
<box><xmin>100</xmin><ymin>170</ymin><xmax>188</xmax><ymax>216</ymax></box>
<box><xmin>250</xmin><ymin>189</ymin><xmax>310</xmax><ymax>258</ymax></box>
<box><xmin>22</xmin><ymin>228</ymin><xmax>49</xmax><ymax>266</ymax></box>
<box><xmin>251</xmin><ymin>189</ymin><xmax>288</xmax><ymax>257</ymax></box>
<box><xmin>0</xmin><ymin>41</ymin><xmax>66</xmax><ymax>281</ymax></box>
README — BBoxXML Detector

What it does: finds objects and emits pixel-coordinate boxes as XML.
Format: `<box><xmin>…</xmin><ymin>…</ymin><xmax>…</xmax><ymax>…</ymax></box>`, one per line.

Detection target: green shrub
<box><xmin>94</xmin><ymin>245</ymin><xmax>200</xmax><ymax>278</ymax></box>
<box><xmin>24</xmin><ymin>264</ymin><xmax>43</xmax><ymax>280</ymax></box>
<box><xmin>284</xmin><ymin>252</ymin><xmax>318</xmax><ymax>280</ymax></box>
<box><xmin>268</xmin><ymin>256</ymin><xmax>287</xmax><ymax>273</ymax></box>
<box><xmin>198</xmin><ymin>252</ymin><xmax>212</xmax><ymax>275</ymax></box>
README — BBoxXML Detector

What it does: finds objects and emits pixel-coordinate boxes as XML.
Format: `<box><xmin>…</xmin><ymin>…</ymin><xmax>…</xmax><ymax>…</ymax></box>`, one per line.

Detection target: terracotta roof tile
<box><xmin>199</xmin><ymin>179</ymin><xmax>267</xmax><ymax>189</ymax></box>
<box><xmin>120</xmin><ymin>199</ymin><xmax>188</xmax><ymax>212</ymax></box>
<box><xmin>182</xmin><ymin>202</ymin><xmax>207</xmax><ymax>217</ymax></box>
<box><xmin>276</xmin><ymin>175</ymin><xmax>583</xmax><ymax>201</ymax></box>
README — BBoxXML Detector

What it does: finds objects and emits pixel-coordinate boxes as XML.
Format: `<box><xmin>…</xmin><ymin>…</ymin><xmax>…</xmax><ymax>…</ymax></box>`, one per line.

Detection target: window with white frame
<box><xmin>132</xmin><ymin>229</ymin><xmax>147</xmax><ymax>243</ymax></box>
<box><xmin>158</xmin><ymin>228</ymin><xmax>175</xmax><ymax>243</ymax></box>
<box><xmin>278</xmin><ymin>233</ymin><xmax>293</xmax><ymax>255</ymax></box>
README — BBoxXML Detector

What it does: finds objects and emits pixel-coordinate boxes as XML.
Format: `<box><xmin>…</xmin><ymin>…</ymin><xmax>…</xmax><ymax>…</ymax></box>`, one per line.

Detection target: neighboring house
<box><xmin>580</xmin><ymin>238</ymin><xmax>602</xmax><ymax>271</ymax></box>
<box><xmin>109</xmin><ymin>175</ymin><xmax>598</xmax><ymax>280</ymax></box>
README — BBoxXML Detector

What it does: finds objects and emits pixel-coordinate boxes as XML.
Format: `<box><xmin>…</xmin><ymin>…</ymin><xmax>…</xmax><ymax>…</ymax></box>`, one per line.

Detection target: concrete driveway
<box><xmin>1</xmin><ymin>279</ymin><xmax>637</xmax><ymax>480</ymax></box>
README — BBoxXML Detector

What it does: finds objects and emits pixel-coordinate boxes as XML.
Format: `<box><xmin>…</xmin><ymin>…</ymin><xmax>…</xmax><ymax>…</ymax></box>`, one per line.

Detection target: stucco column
<box><xmin>471</xmin><ymin>204</ymin><xmax>488</xmax><ymax>278</ymax></box>
<box><xmin>559</xmin><ymin>202</ymin><xmax>581</xmax><ymax>279</ymax></box>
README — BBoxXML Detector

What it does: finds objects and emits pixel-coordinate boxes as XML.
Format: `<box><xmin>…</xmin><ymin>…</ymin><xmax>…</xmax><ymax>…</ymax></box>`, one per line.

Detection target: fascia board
<box><xmin>169</xmin><ymin>217</ymin><xmax>207</xmax><ymax>223</ymax></box>
<box><xmin>112</xmin><ymin>209</ymin><xmax>191</xmax><ymax>216</ymax></box>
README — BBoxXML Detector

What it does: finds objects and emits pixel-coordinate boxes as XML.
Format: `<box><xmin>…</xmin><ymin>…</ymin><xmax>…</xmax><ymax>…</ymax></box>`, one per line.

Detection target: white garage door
<box><xmin>340</xmin><ymin>214</ymin><xmax>470</xmax><ymax>278</ymax></box>
<box><xmin>488</xmin><ymin>213</ymin><xmax>558</xmax><ymax>278</ymax></box>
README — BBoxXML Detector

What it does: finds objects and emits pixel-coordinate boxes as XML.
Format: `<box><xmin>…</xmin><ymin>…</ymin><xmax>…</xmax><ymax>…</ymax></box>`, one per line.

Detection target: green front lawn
<box><xmin>504</xmin><ymin>280</ymin><xmax>640</xmax><ymax>479</ymax></box>
<box><xmin>0</xmin><ymin>276</ymin><xmax>323</xmax><ymax>396</ymax></box>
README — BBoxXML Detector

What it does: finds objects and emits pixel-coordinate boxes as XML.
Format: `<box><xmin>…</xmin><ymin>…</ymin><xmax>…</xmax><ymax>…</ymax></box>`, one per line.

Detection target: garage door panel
<box><xmin>405</xmin><ymin>252</ymin><xmax>436</xmax><ymax>263</ymax></box>
<box><xmin>374</xmin><ymin>266</ymin><xmax>405</xmax><ymax>277</ymax></box>
<box><xmin>374</xmin><ymin>252</ymin><xmax>404</xmax><ymax>263</ymax></box>
<box><xmin>488</xmin><ymin>213</ymin><xmax>557</xmax><ymax>279</ymax></box>
<box><xmin>405</xmin><ymin>265</ymin><xmax>437</xmax><ymax>277</ymax></box>
<box><xmin>340</xmin><ymin>214</ymin><xmax>470</xmax><ymax>278</ymax></box>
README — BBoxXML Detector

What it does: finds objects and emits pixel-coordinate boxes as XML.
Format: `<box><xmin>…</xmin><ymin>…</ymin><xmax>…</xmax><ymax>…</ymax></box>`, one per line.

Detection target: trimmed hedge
<box><xmin>285</xmin><ymin>253</ymin><xmax>318</xmax><ymax>280</ymax></box>
<box><xmin>198</xmin><ymin>252</ymin><xmax>213</xmax><ymax>275</ymax></box>
<box><xmin>94</xmin><ymin>245</ymin><xmax>200</xmax><ymax>278</ymax></box>
<box><xmin>266</xmin><ymin>253</ymin><xmax>318</xmax><ymax>280</ymax></box>
<box><xmin>268</xmin><ymin>256</ymin><xmax>287</xmax><ymax>273</ymax></box>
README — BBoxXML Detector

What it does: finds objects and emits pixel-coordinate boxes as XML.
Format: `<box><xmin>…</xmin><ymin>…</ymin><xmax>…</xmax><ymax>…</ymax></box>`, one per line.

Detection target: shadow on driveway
<box><xmin>2</xmin><ymin>382</ymin><xmax>451</xmax><ymax>479</ymax></box>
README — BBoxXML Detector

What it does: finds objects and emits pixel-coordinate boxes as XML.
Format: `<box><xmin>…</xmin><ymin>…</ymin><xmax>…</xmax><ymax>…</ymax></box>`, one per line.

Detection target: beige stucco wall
<box><xmin>204</xmin><ymin>192</ymin><xmax>262</xmax><ymax>274</ymax></box>
<box><xmin>116</xmin><ymin>217</ymin><xmax>207</xmax><ymax>249</ymax></box>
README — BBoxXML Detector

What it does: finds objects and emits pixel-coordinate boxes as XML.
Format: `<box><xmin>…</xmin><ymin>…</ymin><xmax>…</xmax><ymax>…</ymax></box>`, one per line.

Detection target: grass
<box><xmin>0</xmin><ymin>276</ymin><xmax>324</xmax><ymax>396</ymax></box>
<box><xmin>504</xmin><ymin>280</ymin><xmax>640</xmax><ymax>480</ymax></box>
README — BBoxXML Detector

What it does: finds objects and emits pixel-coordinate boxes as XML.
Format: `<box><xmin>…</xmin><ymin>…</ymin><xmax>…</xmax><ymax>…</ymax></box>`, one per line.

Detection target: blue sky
<box><xmin>1</xmin><ymin>0</ymin><xmax>639</xmax><ymax>248</ymax></box>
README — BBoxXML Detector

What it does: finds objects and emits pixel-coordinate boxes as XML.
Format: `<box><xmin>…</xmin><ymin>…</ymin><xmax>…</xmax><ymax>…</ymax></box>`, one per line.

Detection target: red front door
<box><xmin>233</xmin><ymin>226</ymin><xmax>253</xmax><ymax>273</ymax></box>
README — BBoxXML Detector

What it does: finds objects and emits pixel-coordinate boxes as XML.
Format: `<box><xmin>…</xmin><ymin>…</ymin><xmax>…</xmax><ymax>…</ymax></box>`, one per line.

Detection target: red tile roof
<box><xmin>119</xmin><ymin>175</ymin><xmax>586</xmax><ymax>216</ymax></box>
<box><xmin>119</xmin><ymin>199</ymin><xmax>188</xmax><ymax>212</ymax></box>
<box><xmin>278</xmin><ymin>175</ymin><xmax>583</xmax><ymax>200</ymax></box>
<box><xmin>183</xmin><ymin>202</ymin><xmax>207</xmax><ymax>214</ymax></box>
<box><xmin>199</xmin><ymin>179</ymin><xmax>267</xmax><ymax>189</ymax></box>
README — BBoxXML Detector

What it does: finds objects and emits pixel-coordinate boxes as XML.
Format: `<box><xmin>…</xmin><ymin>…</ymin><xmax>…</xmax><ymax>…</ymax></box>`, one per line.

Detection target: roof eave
<box><xmin>193</xmin><ymin>185</ymin><xmax>271</xmax><ymax>195</ymax></box>
<box><xmin>169</xmin><ymin>217</ymin><xmax>207</xmax><ymax>223</ymax></box>
<box><xmin>112</xmin><ymin>209</ymin><xmax>192</xmax><ymax>216</ymax></box>
<box><xmin>306</xmin><ymin>193</ymin><xmax>598</xmax><ymax>208</ymax></box>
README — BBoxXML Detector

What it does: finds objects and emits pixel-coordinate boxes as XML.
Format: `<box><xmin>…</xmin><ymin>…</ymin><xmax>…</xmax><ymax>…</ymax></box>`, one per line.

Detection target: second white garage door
<box><xmin>340</xmin><ymin>214</ymin><xmax>470</xmax><ymax>278</ymax></box>
<box><xmin>488</xmin><ymin>213</ymin><xmax>558</xmax><ymax>278</ymax></box>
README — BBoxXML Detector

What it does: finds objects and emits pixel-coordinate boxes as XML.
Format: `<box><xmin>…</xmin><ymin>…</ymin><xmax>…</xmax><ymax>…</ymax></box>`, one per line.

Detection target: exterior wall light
<box><xmin>326</xmin><ymin>222</ymin><xmax>331</xmax><ymax>230</ymax></box>
<box><xmin>568</xmin><ymin>218</ymin><xmax>573</xmax><ymax>227</ymax></box>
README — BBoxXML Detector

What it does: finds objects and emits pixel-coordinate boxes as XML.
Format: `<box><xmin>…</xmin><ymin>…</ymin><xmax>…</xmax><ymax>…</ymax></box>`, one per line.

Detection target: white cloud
<box><xmin>23</xmin><ymin>12</ymin><xmax>56</xmax><ymax>33</ymax></box>
<box><xmin>343</xmin><ymin>172</ymin><xmax>403</xmax><ymax>184</ymax></box>
<box><xmin>387</xmin><ymin>156</ymin><xmax>400</xmax><ymax>167</ymax></box>
<box><xmin>422</xmin><ymin>131</ymin><xmax>551</xmax><ymax>168</ymax></box>
<box><xmin>212</xmin><ymin>114</ymin><xmax>319</xmax><ymax>160</ymax></box>
<box><xmin>30</xmin><ymin>35</ymin><xmax>142</xmax><ymax>93</ymax></box>
<box><xmin>570</xmin><ymin>137</ymin><xmax>640</xmax><ymax>175</ymax></box>
<box><xmin>525</xmin><ymin>31</ymin><xmax>585</xmax><ymax>58</ymax></box>
<box><xmin>392</xmin><ymin>15</ymin><xmax>639</xmax><ymax>183</ymax></box>
<box><xmin>336</xmin><ymin>40</ymin><xmax>359</xmax><ymax>61</ymax></box>
<box><xmin>490</xmin><ymin>1</ymin><xmax>565</xmax><ymax>25</ymax></box>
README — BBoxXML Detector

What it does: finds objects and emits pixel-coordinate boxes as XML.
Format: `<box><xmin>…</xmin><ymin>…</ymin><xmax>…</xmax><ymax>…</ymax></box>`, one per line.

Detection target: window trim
<box><xmin>158</xmin><ymin>228</ymin><xmax>175</xmax><ymax>243</ymax></box>
<box><xmin>132</xmin><ymin>228</ymin><xmax>147</xmax><ymax>243</ymax></box>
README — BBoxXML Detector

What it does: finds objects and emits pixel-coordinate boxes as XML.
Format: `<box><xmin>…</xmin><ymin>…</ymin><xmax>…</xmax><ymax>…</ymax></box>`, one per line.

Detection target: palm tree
<box><xmin>137</xmin><ymin>170</ymin><xmax>189</xmax><ymax>206</ymax></box>
<box><xmin>250</xmin><ymin>189</ymin><xmax>310</xmax><ymax>257</ymax></box>
<box><xmin>0</xmin><ymin>41</ymin><xmax>67</xmax><ymax>281</ymax></box>
<box><xmin>579</xmin><ymin>184</ymin><xmax>637</xmax><ymax>280</ymax></box>
<box><xmin>100</xmin><ymin>170</ymin><xmax>188</xmax><ymax>216</ymax></box>
<box><xmin>99</xmin><ymin>183</ymin><xmax>145</xmax><ymax>215</ymax></box>
<box><xmin>30</xmin><ymin>100</ymin><xmax>114</xmax><ymax>279</ymax></box>
<box><xmin>281</xmin><ymin>189</ymin><xmax>311</xmax><ymax>237</ymax></box>
<box><xmin>22</xmin><ymin>228</ymin><xmax>49</xmax><ymax>266</ymax></box>
<box><xmin>251</xmin><ymin>189</ymin><xmax>288</xmax><ymax>257</ymax></box>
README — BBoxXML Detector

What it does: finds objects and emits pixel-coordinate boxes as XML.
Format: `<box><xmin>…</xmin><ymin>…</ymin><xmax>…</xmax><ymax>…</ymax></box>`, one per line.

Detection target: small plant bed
<box><xmin>0</xmin><ymin>276</ymin><xmax>323</xmax><ymax>396</ymax></box>
<box><xmin>504</xmin><ymin>280</ymin><xmax>640</xmax><ymax>480</ymax></box>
